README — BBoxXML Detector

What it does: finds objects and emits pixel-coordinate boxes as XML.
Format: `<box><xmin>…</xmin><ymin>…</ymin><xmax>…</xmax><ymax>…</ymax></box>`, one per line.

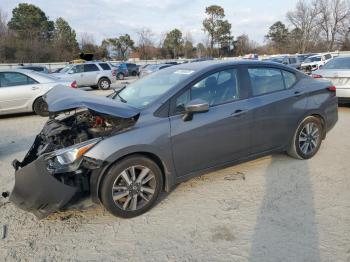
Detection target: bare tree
<box><xmin>136</xmin><ymin>28</ymin><xmax>155</xmax><ymax>60</ymax></box>
<box><xmin>287</xmin><ymin>0</ymin><xmax>321</xmax><ymax>53</ymax></box>
<box><xmin>318</xmin><ymin>0</ymin><xmax>350</xmax><ymax>51</ymax></box>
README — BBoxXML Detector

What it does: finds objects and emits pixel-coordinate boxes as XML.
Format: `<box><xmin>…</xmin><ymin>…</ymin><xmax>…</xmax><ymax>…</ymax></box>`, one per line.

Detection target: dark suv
<box><xmin>126</xmin><ymin>63</ymin><xmax>139</xmax><ymax>76</ymax></box>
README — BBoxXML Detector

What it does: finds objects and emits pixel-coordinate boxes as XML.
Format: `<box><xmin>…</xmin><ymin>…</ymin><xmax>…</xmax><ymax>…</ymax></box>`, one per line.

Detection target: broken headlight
<box><xmin>45</xmin><ymin>138</ymin><xmax>101</xmax><ymax>173</ymax></box>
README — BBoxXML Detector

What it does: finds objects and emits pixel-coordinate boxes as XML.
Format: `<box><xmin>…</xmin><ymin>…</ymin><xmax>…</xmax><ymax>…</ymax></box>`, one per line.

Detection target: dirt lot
<box><xmin>0</xmin><ymin>92</ymin><xmax>349</xmax><ymax>261</ymax></box>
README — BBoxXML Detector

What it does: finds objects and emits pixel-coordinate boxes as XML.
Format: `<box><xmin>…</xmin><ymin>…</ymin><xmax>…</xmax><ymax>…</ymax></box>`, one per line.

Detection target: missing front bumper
<box><xmin>9</xmin><ymin>155</ymin><xmax>78</xmax><ymax>219</ymax></box>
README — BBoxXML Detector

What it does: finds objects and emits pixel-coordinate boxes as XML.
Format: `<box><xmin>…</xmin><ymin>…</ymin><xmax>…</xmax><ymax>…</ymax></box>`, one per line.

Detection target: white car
<box><xmin>0</xmin><ymin>69</ymin><xmax>72</xmax><ymax>116</ymax></box>
<box><xmin>53</xmin><ymin>62</ymin><xmax>117</xmax><ymax>90</ymax></box>
<box><xmin>301</xmin><ymin>53</ymin><xmax>333</xmax><ymax>73</ymax></box>
<box><xmin>313</xmin><ymin>56</ymin><xmax>350</xmax><ymax>103</ymax></box>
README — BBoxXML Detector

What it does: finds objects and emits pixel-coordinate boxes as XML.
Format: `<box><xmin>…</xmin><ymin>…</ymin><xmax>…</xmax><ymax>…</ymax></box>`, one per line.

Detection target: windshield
<box><xmin>113</xmin><ymin>67</ymin><xmax>195</xmax><ymax>108</ymax></box>
<box><xmin>60</xmin><ymin>64</ymin><xmax>73</xmax><ymax>73</ymax></box>
<box><xmin>323</xmin><ymin>57</ymin><xmax>350</xmax><ymax>69</ymax></box>
<box><xmin>304</xmin><ymin>56</ymin><xmax>321</xmax><ymax>63</ymax></box>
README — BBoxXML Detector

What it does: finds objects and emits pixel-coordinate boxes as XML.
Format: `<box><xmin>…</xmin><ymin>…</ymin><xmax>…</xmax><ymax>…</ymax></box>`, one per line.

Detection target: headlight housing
<box><xmin>45</xmin><ymin>138</ymin><xmax>101</xmax><ymax>173</ymax></box>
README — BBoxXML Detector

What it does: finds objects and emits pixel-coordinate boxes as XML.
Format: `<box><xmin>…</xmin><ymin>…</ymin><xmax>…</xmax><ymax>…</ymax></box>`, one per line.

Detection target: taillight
<box><xmin>112</xmin><ymin>69</ymin><xmax>116</xmax><ymax>76</ymax></box>
<box><xmin>327</xmin><ymin>86</ymin><xmax>336</xmax><ymax>92</ymax></box>
<box><xmin>70</xmin><ymin>80</ymin><xmax>77</xmax><ymax>88</ymax></box>
<box><xmin>312</xmin><ymin>74</ymin><xmax>322</xmax><ymax>78</ymax></box>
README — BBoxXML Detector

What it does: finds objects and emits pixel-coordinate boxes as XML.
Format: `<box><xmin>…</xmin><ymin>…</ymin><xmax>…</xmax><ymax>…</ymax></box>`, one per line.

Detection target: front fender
<box><xmin>84</xmin><ymin>117</ymin><xmax>176</xmax><ymax>202</ymax></box>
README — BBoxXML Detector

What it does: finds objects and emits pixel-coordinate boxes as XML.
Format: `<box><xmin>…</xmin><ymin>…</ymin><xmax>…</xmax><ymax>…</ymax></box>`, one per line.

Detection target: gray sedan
<box><xmin>0</xmin><ymin>69</ymin><xmax>72</xmax><ymax>116</ymax></box>
<box><xmin>9</xmin><ymin>61</ymin><xmax>338</xmax><ymax>219</ymax></box>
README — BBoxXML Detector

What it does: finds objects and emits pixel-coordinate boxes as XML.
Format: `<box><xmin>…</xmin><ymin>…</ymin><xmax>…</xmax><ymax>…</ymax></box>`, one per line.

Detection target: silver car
<box><xmin>53</xmin><ymin>62</ymin><xmax>117</xmax><ymax>90</ymax></box>
<box><xmin>0</xmin><ymin>69</ymin><xmax>72</xmax><ymax>116</ymax></box>
<box><xmin>139</xmin><ymin>63</ymin><xmax>173</xmax><ymax>78</ymax></box>
<box><xmin>313</xmin><ymin>56</ymin><xmax>350</xmax><ymax>103</ymax></box>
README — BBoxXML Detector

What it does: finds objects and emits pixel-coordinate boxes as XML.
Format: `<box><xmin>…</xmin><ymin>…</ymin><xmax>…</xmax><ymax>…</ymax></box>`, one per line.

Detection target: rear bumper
<box><xmin>336</xmin><ymin>87</ymin><xmax>350</xmax><ymax>100</ymax></box>
<box><xmin>9</xmin><ymin>156</ymin><xmax>78</xmax><ymax>219</ymax></box>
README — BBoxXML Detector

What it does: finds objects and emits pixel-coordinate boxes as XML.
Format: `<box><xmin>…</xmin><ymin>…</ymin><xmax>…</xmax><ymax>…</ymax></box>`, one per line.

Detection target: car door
<box><xmin>67</xmin><ymin>64</ymin><xmax>84</xmax><ymax>86</ymax></box>
<box><xmin>169</xmin><ymin>67</ymin><xmax>253</xmax><ymax>177</ymax></box>
<box><xmin>82</xmin><ymin>64</ymin><xmax>101</xmax><ymax>86</ymax></box>
<box><xmin>246</xmin><ymin>66</ymin><xmax>307</xmax><ymax>154</ymax></box>
<box><xmin>0</xmin><ymin>72</ymin><xmax>40</xmax><ymax>113</ymax></box>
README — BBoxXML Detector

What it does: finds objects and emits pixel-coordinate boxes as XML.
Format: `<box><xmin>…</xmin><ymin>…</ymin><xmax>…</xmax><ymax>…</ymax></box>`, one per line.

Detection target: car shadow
<box><xmin>249</xmin><ymin>155</ymin><xmax>320</xmax><ymax>262</ymax></box>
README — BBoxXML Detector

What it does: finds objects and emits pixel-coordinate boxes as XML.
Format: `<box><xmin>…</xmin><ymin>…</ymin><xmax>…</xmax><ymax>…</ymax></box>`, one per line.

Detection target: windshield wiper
<box><xmin>114</xmin><ymin>85</ymin><xmax>127</xmax><ymax>103</ymax></box>
<box><xmin>117</xmin><ymin>93</ymin><xmax>127</xmax><ymax>103</ymax></box>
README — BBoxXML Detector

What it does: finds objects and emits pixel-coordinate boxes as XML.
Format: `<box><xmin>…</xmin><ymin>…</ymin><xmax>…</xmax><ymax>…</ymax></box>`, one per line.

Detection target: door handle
<box><xmin>31</xmin><ymin>86</ymin><xmax>39</xmax><ymax>90</ymax></box>
<box><xmin>231</xmin><ymin>109</ymin><xmax>246</xmax><ymax>117</ymax></box>
<box><xmin>294</xmin><ymin>91</ymin><xmax>304</xmax><ymax>97</ymax></box>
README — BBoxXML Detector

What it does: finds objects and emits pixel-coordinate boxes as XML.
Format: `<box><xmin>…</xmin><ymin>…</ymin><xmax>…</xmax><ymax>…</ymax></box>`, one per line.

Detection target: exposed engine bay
<box><xmin>14</xmin><ymin>109</ymin><xmax>138</xmax><ymax>169</ymax></box>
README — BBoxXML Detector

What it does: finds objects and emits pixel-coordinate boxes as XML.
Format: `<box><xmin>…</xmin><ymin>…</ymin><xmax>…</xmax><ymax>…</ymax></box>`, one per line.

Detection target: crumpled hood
<box><xmin>43</xmin><ymin>86</ymin><xmax>140</xmax><ymax>118</ymax></box>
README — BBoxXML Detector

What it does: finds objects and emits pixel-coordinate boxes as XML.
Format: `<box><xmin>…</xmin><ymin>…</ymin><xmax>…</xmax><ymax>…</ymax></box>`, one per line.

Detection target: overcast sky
<box><xmin>2</xmin><ymin>0</ymin><xmax>298</xmax><ymax>45</ymax></box>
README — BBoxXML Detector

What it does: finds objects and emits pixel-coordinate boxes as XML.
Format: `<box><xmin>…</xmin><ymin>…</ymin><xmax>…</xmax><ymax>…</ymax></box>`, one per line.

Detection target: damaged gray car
<box><xmin>9</xmin><ymin>61</ymin><xmax>338</xmax><ymax>219</ymax></box>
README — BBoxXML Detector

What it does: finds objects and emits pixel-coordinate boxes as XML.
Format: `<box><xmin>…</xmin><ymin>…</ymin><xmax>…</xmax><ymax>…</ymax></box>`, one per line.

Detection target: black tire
<box><xmin>33</xmin><ymin>97</ymin><xmax>49</xmax><ymax>116</ymax></box>
<box><xmin>100</xmin><ymin>155</ymin><xmax>163</xmax><ymax>218</ymax></box>
<box><xmin>98</xmin><ymin>78</ymin><xmax>111</xmax><ymax>90</ymax></box>
<box><xmin>287</xmin><ymin>116</ymin><xmax>323</xmax><ymax>159</ymax></box>
<box><xmin>132</xmin><ymin>71</ymin><xmax>137</xmax><ymax>76</ymax></box>
<box><xmin>117</xmin><ymin>73</ymin><xmax>124</xmax><ymax>80</ymax></box>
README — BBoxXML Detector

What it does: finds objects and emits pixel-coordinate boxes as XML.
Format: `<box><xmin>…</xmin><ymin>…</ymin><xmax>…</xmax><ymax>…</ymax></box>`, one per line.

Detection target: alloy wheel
<box><xmin>298</xmin><ymin>122</ymin><xmax>320</xmax><ymax>155</ymax></box>
<box><xmin>111</xmin><ymin>165</ymin><xmax>156</xmax><ymax>211</ymax></box>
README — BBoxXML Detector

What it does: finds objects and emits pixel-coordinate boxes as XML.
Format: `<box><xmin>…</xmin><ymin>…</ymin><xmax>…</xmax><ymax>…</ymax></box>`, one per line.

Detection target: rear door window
<box><xmin>84</xmin><ymin>64</ymin><xmax>100</xmax><ymax>72</ymax></box>
<box><xmin>99</xmin><ymin>63</ymin><xmax>111</xmax><ymax>70</ymax></box>
<box><xmin>324</xmin><ymin>54</ymin><xmax>332</xmax><ymax>60</ymax></box>
<box><xmin>0</xmin><ymin>72</ymin><xmax>37</xmax><ymax>87</ymax></box>
<box><xmin>248</xmin><ymin>68</ymin><xmax>285</xmax><ymax>96</ymax></box>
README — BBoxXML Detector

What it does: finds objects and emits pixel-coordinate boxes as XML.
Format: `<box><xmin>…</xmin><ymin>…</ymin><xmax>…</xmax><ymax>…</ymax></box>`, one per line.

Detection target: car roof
<box><xmin>165</xmin><ymin>60</ymin><xmax>298</xmax><ymax>72</ymax></box>
<box><xmin>0</xmin><ymin>69</ymin><xmax>59</xmax><ymax>82</ymax></box>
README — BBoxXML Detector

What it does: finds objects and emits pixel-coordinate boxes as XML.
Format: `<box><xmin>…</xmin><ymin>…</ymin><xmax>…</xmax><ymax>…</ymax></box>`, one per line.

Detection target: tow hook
<box><xmin>12</xmin><ymin>159</ymin><xmax>21</xmax><ymax>171</ymax></box>
<box><xmin>1</xmin><ymin>191</ymin><xmax>9</xmax><ymax>198</ymax></box>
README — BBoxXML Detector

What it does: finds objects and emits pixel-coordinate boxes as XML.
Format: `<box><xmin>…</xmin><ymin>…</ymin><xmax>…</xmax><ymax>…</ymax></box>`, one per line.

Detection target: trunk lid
<box><xmin>315</xmin><ymin>69</ymin><xmax>350</xmax><ymax>88</ymax></box>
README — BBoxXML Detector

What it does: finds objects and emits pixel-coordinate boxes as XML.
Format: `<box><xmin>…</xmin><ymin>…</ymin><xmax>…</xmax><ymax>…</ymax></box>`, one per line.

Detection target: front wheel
<box><xmin>100</xmin><ymin>156</ymin><xmax>163</xmax><ymax>218</ymax></box>
<box><xmin>287</xmin><ymin>116</ymin><xmax>323</xmax><ymax>159</ymax></box>
<box><xmin>33</xmin><ymin>97</ymin><xmax>49</xmax><ymax>116</ymax></box>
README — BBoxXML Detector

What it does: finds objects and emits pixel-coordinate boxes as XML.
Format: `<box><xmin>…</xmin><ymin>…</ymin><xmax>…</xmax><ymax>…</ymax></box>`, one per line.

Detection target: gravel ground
<box><xmin>0</xmin><ymin>90</ymin><xmax>349</xmax><ymax>261</ymax></box>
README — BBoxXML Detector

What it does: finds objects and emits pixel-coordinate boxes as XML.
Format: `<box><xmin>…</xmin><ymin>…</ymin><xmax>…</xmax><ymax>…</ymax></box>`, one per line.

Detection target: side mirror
<box><xmin>283</xmin><ymin>61</ymin><xmax>288</xmax><ymax>65</ymax></box>
<box><xmin>183</xmin><ymin>99</ymin><xmax>209</xmax><ymax>121</ymax></box>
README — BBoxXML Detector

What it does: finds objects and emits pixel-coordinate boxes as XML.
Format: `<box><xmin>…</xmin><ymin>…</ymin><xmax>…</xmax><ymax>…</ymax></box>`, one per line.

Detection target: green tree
<box><xmin>163</xmin><ymin>28</ymin><xmax>183</xmax><ymax>58</ymax></box>
<box><xmin>265</xmin><ymin>21</ymin><xmax>289</xmax><ymax>52</ymax></box>
<box><xmin>202</xmin><ymin>5</ymin><xmax>232</xmax><ymax>56</ymax></box>
<box><xmin>106</xmin><ymin>34</ymin><xmax>134</xmax><ymax>60</ymax></box>
<box><xmin>8</xmin><ymin>3</ymin><xmax>54</xmax><ymax>39</ymax></box>
<box><xmin>53</xmin><ymin>17</ymin><xmax>79</xmax><ymax>60</ymax></box>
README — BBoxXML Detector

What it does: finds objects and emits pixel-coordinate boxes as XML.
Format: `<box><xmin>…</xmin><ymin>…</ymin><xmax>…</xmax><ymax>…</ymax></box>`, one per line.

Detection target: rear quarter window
<box><xmin>282</xmin><ymin>70</ymin><xmax>297</xmax><ymax>88</ymax></box>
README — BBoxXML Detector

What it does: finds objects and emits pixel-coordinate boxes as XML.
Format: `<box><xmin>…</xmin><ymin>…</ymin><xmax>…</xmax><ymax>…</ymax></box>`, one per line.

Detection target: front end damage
<box><xmin>9</xmin><ymin>87</ymin><xmax>139</xmax><ymax>218</ymax></box>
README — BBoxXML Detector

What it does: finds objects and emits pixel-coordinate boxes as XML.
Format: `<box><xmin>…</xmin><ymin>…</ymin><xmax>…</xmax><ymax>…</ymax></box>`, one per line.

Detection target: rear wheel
<box><xmin>33</xmin><ymin>97</ymin><xmax>49</xmax><ymax>116</ymax></box>
<box><xmin>117</xmin><ymin>73</ymin><xmax>124</xmax><ymax>80</ymax></box>
<box><xmin>98</xmin><ymin>78</ymin><xmax>111</xmax><ymax>90</ymax></box>
<box><xmin>100</xmin><ymin>155</ymin><xmax>163</xmax><ymax>218</ymax></box>
<box><xmin>287</xmin><ymin>116</ymin><xmax>323</xmax><ymax>159</ymax></box>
